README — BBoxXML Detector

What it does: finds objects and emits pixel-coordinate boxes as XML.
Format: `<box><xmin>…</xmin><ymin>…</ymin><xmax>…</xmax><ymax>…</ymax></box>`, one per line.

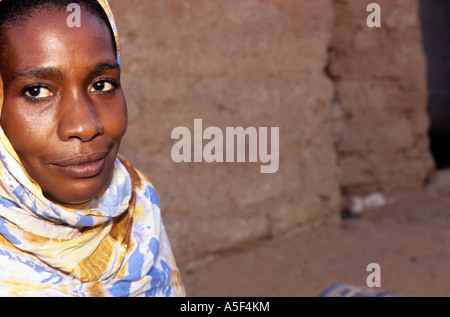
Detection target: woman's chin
<box><xmin>44</xmin><ymin>178</ymin><xmax>111</xmax><ymax>206</ymax></box>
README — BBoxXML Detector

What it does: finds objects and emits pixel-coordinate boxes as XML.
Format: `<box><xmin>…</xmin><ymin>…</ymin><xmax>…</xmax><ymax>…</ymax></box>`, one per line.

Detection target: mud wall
<box><xmin>109</xmin><ymin>0</ymin><xmax>434</xmax><ymax>264</ymax></box>
<box><xmin>328</xmin><ymin>0</ymin><xmax>434</xmax><ymax>211</ymax></box>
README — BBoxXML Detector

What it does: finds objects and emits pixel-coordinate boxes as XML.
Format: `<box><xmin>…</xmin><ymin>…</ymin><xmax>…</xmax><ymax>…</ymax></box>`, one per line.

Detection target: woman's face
<box><xmin>0</xmin><ymin>7</ymin><xmax>127</xmax><ymax>205</ymax></box>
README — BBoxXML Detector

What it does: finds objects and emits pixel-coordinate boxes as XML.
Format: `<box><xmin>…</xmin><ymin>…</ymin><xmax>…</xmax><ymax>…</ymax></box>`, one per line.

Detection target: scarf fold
<box><xmin>0</xmin><ymin>0</ymin><xmax>185</xmax><ymax>297</ymax></box>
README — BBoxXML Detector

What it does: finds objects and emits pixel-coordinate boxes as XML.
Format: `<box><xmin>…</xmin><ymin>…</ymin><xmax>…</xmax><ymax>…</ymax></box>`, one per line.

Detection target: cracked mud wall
<box><xmin>328</xmin><ymin>0</ymin><xmax>434</xmax><ymax>209</ymax></box>
<box><xmin>109</xmin><ymin>0</ymin><xmax>433</xmax><ymax>264</ymax></box>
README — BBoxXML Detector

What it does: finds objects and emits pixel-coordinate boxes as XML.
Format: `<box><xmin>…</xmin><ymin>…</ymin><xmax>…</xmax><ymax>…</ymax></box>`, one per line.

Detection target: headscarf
<box><xmin>0</xmin><ymin>0</ymin><xmax>185</xmax><ymax>297</ymax></box>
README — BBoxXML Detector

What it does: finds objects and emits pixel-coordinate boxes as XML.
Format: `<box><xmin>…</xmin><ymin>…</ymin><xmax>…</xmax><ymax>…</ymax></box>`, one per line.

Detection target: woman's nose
<box><xmin>57</xmin><ymin>92</ymin><xmax>104</xmax><ymax>142</ymax></box>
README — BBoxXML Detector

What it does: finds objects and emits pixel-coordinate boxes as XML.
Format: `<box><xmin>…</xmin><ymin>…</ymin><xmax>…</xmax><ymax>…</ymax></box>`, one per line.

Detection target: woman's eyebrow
<box><xmin>12</xmin><ymin>67</ymin><xmax>64</xmax><ymax>81</ymax></box>
<box><xmin>89</xmin><ymin>62</ymin><xmax>120</xmax><ymax>77</ymax></box>
<box><xmin>10</xmin><ymin>62</ymin><xmax>120</xmax><ymax>82</ymax></box>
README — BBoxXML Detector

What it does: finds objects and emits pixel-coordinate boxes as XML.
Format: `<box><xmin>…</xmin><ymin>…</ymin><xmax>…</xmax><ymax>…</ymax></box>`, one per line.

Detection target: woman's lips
<box><xmin>52</xmin><ymin>152</ymin><xmax>108</xmax><ymax>178</ymax></box>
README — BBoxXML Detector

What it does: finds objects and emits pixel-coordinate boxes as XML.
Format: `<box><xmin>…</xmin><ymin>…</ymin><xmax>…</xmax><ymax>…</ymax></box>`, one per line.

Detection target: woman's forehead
<box><xmin>1</xmin><ymin>7</ymin><xmax>117</xmax><ymax>77</ymax></box>
<box><xmin>4</xmin><ymin>5</ymin><xmax>110</xmax><ymax>38</ymax></box>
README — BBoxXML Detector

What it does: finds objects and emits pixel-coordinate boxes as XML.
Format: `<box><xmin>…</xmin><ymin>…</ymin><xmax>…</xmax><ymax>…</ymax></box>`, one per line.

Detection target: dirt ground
<box><xmin>180</xmin><ymin>174</ymin><xmax>450</xmax><ymax>297</ymax></box>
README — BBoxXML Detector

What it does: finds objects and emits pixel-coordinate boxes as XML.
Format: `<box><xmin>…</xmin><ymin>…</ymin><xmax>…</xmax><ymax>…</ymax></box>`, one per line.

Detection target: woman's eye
<box><xmin>24</xmin><ymin>86</ymin><xmax>54</xmax><ymax>99</ymax></box>
<box><xmin>91</xmin><ymin>81</ymin><xmax>116</xmax><ymax>93</ymax></box>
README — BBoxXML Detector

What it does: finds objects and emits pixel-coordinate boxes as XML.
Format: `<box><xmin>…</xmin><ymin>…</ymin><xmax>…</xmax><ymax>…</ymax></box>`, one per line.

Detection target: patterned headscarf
<box><xmin>0</xmin><ymin>0</ymin><xmax>185</xmax><ymax>297</ymax></box>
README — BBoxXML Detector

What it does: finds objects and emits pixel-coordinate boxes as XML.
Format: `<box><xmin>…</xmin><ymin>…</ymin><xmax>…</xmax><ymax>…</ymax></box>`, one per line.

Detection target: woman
<box><xmin>0</xmin><ymin>0</ymin><xmax>185</xmax><ymax>296</ymax></box>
